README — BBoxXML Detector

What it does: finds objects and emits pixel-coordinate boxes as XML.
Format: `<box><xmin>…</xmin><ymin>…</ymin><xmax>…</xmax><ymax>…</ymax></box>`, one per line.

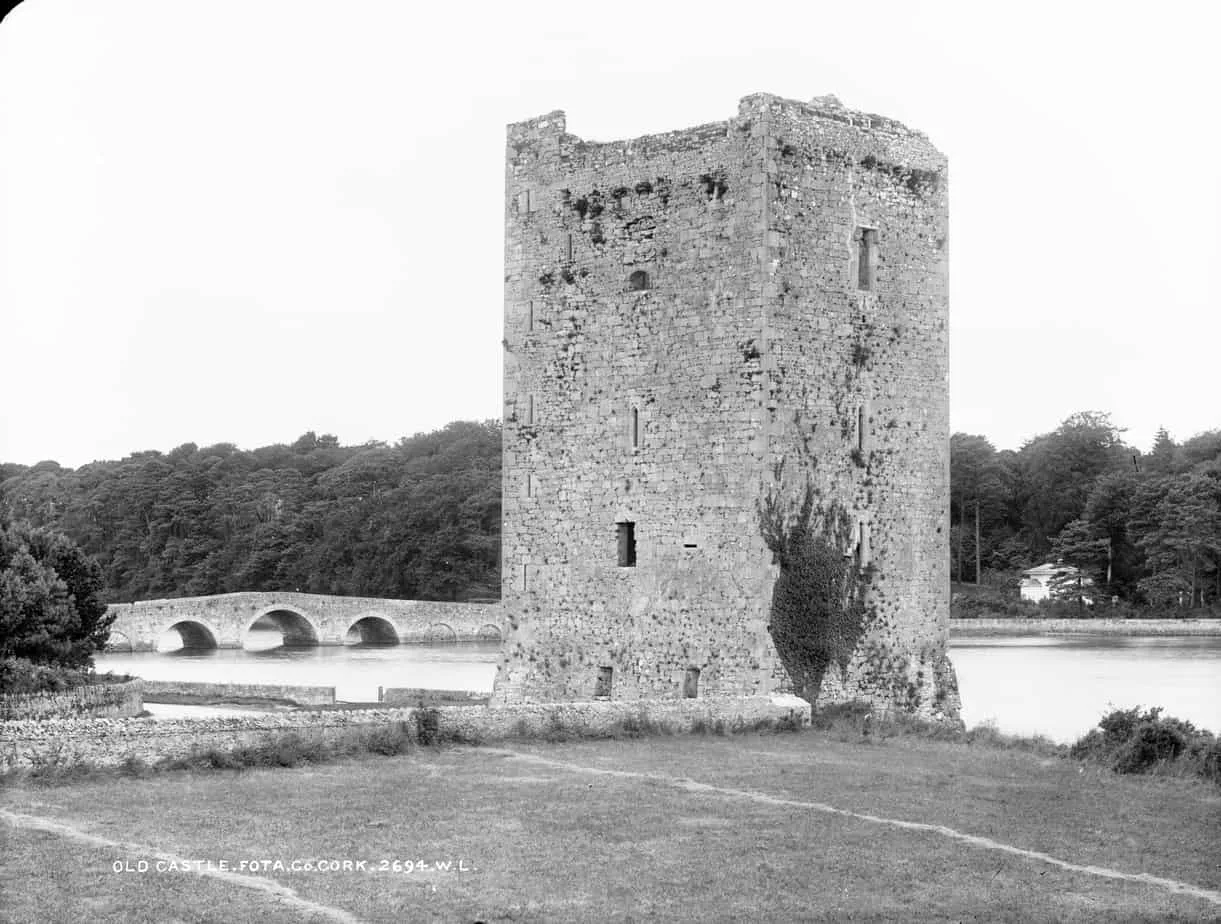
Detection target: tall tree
<box><xmin>949</xmin><ymin>434</ymin><xmax>1007</xmax><ymax>583</ymax></box>
<box><xmin>1130</xmin><ymin>473</ymin><xmax>1221</xmax><ymax>607</ymax></box>
<box><xmin>0</xmin><ymin>521</ymin><xmax>113</xmax><ymax>668</ymax></box>
<box><xmin>1016</xmin><ymin>411</ymin><xmax>1132</xmax><ymax>555</ymax></box>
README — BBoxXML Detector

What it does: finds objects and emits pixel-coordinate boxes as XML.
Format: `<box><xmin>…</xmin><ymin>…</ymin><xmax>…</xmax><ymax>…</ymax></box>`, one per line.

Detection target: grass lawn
<box><xmin>2</xmin><ymin>729</ymin><xmax>1219</xmax><ymax>922</ymax></box>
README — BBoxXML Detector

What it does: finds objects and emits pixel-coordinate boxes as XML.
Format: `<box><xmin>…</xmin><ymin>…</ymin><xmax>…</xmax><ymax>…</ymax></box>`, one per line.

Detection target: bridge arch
<box><xmin>159</xmin><ymin>620</ymin><xmax>219</xmax><ymax>651</ymax></box>
<box><xmin>345</xmin><ymin>615</ymin><xmax>399</xmax><ymax>646</ymax></box>
<box><xmin>424</xmin><ymin>622</ymin><xmax>458</xmax><ymax>644</ymax></box>
<box><xmin>104</xmin><ymin>631</ymin><xmax>134</xmax><ymax>653</ymax></box>
<box><xmin>245</xmin><ymin>606</ymin><xmax>319</xmax><ymax>649</ymax></box>
<box><xmin>476</xmin><ymin>624</ymin><xmax>503</xmax><ymax>642</ymax></box>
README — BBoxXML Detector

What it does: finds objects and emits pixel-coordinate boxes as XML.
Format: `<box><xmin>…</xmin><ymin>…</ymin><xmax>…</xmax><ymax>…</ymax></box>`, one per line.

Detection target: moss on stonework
<box><xmin>758</xmin><ymin>480</ymin><xmax>872</xmax><ymax>704</ymax></box>
<box><xmin>931</xmin><ymin>650</ymin><xmax>960</xmax><ymax>714</ymax></box>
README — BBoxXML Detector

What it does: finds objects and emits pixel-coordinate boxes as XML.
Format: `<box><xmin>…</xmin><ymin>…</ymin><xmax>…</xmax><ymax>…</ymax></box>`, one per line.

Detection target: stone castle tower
<box><xmin>493</xmin><ymin>93</ymin><xmax>958</xmax><ymax>718</ymax></box>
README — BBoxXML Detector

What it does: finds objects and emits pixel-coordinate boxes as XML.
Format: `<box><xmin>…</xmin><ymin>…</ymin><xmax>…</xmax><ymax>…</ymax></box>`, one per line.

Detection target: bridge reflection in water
<box><xmin>97</xmin><ymin>631</ymin><xmax>502</xmax><ymax>703</ymax></box>
<box><xmin>99</xmin><ymin>592</ymin><xmax>505</xmax><ymax>702</ymax></box>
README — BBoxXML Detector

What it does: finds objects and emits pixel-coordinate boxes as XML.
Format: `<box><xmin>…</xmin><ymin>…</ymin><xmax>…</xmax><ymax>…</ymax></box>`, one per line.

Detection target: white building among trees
<box><xmin>1020</xmin><ymin>562</ymin><xmax>1093</xmax><ymax>603</ymax></box>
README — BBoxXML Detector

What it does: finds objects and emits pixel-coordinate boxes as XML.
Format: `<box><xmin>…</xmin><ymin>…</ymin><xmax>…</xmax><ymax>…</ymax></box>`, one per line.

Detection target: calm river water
<box><xmin>96</xmin><ymin>631</ymin><xmax>1221</xmax><ymax>743</ymax></box>
<box><xmin>951</xmin><ymin>634</ymin><xmax>1220</xmax><ymax>743</ymax></box>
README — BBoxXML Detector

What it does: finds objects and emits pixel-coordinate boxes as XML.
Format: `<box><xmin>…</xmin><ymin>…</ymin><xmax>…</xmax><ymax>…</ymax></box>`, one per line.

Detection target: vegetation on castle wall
<box><xmin>758</xmin><ymin>480</ymin><xmax>872</xmax><ymax>703</ymax></box>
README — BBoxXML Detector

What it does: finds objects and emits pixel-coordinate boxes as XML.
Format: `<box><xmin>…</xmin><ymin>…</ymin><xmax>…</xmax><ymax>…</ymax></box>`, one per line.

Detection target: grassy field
<box><xmin>2</xmin><ymin>727</ymin><xmax>1219</xmax><ymax>922</ymax></box>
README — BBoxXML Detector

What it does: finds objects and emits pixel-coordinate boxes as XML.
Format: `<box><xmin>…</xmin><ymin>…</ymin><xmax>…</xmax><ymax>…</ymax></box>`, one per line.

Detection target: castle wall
<box><xmin>498</xmin><ymin>108</ymin><xmax>782</xmax><ymax>703</ymax></box>
<box><xmin>496</xmin><ymin>95</ymin><xmax>954</xmax><ymax>716</ymax></box>
<box><xmin>757</xmin><ymin>97</ymin><xmax>953</xmax><ymax>711</ymax></box>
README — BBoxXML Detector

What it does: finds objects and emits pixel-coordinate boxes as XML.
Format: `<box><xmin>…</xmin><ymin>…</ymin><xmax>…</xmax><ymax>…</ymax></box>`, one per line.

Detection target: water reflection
<box><xmin>99</xmin><ymin>634</ymin><xmax>501</xmax><ymax>703</ymax></box>
<box><xmin>949</xmin><ymin>634</ymin><xmax>1221</xmax><ymax>743</ymax></box>
<box><xmin>99</xmin><ymin>630</ymin><xmax>1220</xmax><ymax>743</ymax></box>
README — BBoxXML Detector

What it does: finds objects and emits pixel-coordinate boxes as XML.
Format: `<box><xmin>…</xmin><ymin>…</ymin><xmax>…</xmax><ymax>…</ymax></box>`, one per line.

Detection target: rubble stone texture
<box><xmin>495</xmin><ymin>93</ymin><xmax>958</xmax><ymax>718</ymax></box>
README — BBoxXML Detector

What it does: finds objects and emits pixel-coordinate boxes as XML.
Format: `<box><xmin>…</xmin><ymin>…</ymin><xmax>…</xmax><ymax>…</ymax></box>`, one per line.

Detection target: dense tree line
<box><xmin>4</xmin><ymin>412</ymin><xmax>1217</xmax><ymax>610</ymax></box>
<box><xmin>951</xmin><ymin>412</ymin><xmax>1221</xmax><ymax>608</ymax></box>
<box><xmin>0</xmin><ymin>422</ymin><xmax>501</xmax><ymax>604</ymax></box>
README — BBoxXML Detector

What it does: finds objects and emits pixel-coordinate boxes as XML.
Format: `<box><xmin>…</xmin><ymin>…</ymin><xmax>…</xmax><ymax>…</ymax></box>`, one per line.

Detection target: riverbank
<box><xmin>2</xmin><ymin>727</ymin><xmax>1217</xmax><ymax>921</ymax></box>
<box><xmin>950</xmin><ymin>617</ymin><xmax>1221</xmax><ymax>636</ymax></box>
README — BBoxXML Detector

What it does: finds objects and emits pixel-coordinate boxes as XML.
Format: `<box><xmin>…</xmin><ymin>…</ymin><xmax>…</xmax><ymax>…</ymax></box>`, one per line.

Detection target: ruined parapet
<box><xmin>495</xmin><ymin>93</ymin><xmax>955</xmax><ymax>719</ymax></box>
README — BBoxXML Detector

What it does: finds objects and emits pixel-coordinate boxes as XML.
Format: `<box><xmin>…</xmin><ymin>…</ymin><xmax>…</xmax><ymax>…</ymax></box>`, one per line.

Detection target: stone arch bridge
<box><xmin>104</xmin><ymin>592</ymin><xmax>504</xmax><ymax>652</ymax></box>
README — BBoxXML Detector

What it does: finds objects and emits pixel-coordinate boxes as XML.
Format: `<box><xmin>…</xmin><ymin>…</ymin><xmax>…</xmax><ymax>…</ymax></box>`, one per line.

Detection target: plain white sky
<box><xmin>2</xmin><ymin>1</ymin><xmax>1218</xmax><ymax>468</ymax></box>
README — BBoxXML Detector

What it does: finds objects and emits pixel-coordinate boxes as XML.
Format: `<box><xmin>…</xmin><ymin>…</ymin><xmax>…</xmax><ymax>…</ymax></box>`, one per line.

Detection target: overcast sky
<box><xmin>2</xmin><ymin>1</ymin><xmax>1217</xmax><ymax>468</ymax></box>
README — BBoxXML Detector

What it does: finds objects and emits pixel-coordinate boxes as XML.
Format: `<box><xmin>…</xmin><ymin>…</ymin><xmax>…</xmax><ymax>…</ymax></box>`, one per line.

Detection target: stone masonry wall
<box><xmin>0</xmin><ymin>679</ymin><xmax>144</xmax><ymax>721</ymax></box>
<box><xmin>142</xmin><ymin>681</ymin><xmax>337</xmax><ymax>706</ymax></box>
<box><xmin>0</xmin><ymin>695</ymin><xmax>810</xmax><ymax>771</ymax></box>
<box><xmin>496</xmin><ymin>93</ymin><xmax>955</xmax><ymax>718</ymax></box>
<box><xmin>759</xmin><ymin>96</ymin><xmax>954</xmax><ymax>716</ymax></box>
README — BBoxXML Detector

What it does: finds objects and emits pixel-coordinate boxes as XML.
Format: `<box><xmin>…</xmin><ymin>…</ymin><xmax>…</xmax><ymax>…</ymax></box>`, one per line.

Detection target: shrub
<box><xmin>1113</xmin><ymin>722</ymin><xmax>1188</xmax><ymax>774</ymax></box>
<box><xmin>542</xmin><ymin>711</ymin><xmax>571</xmax><ymax>743</ymax></box>
<box><xmin>367</xmin><ymin>724</ymin><xmax>413</xmax><ymax>756</ymax></box>
<box><xmin>0</xmin><ymin>658</ymin><xmax>89</xmax><ymax>694</ymax></box>
<box><xmin>416</xmin><ymin>707</ymin><xmax>442</xmax><ymax>746</ymax></box>
<box><xmin>614</xmin><ymin>712</ymin><xmax>673</xmax><ymax>739</ymax></box>
<box><xmin>689</xmin><ymin>718</ymin><xmax>727</xmax><ymax>736</ymax></box>
<box><xmin>1190</xmin><ymin>737</ymin><xmax>1221</xmax><ymax>783</ymax></box>
<box><xmin>0</xmin><ymin>521</ymin><xmax>113</xmax><ymax>671</ymax></box>
<box><xmin>1071</xmin><ymin>706</ymin><xmax>1218</xmax><ymax>784</ymax></box>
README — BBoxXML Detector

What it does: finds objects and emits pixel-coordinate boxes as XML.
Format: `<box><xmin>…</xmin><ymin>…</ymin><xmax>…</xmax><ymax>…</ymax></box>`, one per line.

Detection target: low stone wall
<box><xmin>0</xmin><ymin>679</ymin><xmax>144</xmax><ymax>722</ymax></box>
<box><xmin>143</xmin><ymin>681</ymin><xmax>336</xmax><ymax>706</ymax></box>
<box><xmin>0</xmin><ymin>694</ymin><xmax>810</xmax><ymax>771</ymax></box>
<box><xmin>380</xmin><ymin>688</ymin><xmax>491</xmax><ymax>707</ymax></box>
<box><xmin>951</xmin><ymin>618</ymin><xmax>1221</xmax><ymax>636</ymax></box>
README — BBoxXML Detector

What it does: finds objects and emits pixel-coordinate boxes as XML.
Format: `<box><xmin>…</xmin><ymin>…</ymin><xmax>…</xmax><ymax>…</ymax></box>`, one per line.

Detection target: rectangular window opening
<box><xmin>630</xmin><ymin>407</ymin><xmax>639</xmax><ymax>449</ymax></box>
<box><xmin>857</xmin><ymin>406</ymin><xmax>867</xmax><ymax>452</ymax></box>
<box><xmin>526</xmin><ymin>394</ymin><xmax>535</xmax><ymax>425</ymax></box>
<box><xmin>527</xmin><ymin>299</ymin><xmax>534</xmax><ymax>331</ymax></box>
<box><xmin>857</xmin><ymin>228</ymin><xmax>877</xmax><ymax>291</ymax></box>
<box><xmin>525</xmin><ymin>472</ymin><xmax>533</xmax><ymax>498</ymax></box>
<box><xmin>595</xmin><ymin>666</ymin><xmax>613</xmax><ymax>699</ymax></box>
<box><xmin>564</xmin><ymin>233</ymin><xmax>574</xmax><ymax>262</ymax></box>
<box><xmin>683</xmin><ymin>667</ymin><xmax>701</xmax><ymax>699</ymax></box>
<box><xmin>617</xmin><ymin>522</ymin><xmax>636</xmax><ymax>567</ymax></box>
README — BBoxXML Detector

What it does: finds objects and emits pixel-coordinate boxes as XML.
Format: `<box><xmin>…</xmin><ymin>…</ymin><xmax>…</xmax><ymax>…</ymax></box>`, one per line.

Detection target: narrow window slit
<box><xmin>857</xmin><ymin>228</ymin><xmax>877</xmax><ymax>291</ymax></box>
<box><xmin>617</xmin><ymin>522</ymin><xmax>636</xmax><ymax>567</ymax></box>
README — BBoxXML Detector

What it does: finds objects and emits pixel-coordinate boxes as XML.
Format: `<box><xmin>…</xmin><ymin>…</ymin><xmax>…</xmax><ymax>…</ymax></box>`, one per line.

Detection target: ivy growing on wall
<box><xmin>757</xmin><ymin>477</ymin><xmax>873</xmax><ymax>703</ymax></box>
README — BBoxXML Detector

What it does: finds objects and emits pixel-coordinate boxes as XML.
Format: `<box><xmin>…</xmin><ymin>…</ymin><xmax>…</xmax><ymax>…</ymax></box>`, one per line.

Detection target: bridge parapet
<box><xmin>105</xmin><ymin>592</ymin><xmax>504</xmax><ymax>651</ymax></box>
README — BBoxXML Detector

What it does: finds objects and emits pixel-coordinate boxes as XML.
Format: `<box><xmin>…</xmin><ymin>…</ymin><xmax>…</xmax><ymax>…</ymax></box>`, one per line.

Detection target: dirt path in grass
<box><xmin>0</xmin><ymin>809</ymin><xmax>362</xmax><ymax>924</ymax></box>
<box><xmin>490</xmin><ymin>747</ymin><xmax>1221</xmax><ymax>910</ymax></box>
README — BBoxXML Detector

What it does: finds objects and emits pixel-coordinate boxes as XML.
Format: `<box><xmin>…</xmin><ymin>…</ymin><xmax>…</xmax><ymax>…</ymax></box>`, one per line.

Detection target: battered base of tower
<box><xmin>491</xmin><ymin>646</ymin><xmax>962</xmax><ymax>725</ymax></box>
<box><xmin>811</xmin><ymin>654</ymin><xmax>963</xmax><ymax>726</ymax></box>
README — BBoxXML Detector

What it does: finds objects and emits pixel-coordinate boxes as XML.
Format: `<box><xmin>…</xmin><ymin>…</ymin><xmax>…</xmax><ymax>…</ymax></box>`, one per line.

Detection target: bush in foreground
<box><xmin>1070</xmin><ymin>706</ymin><xmax>1220</xmax><ymax>784</ymax></box>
